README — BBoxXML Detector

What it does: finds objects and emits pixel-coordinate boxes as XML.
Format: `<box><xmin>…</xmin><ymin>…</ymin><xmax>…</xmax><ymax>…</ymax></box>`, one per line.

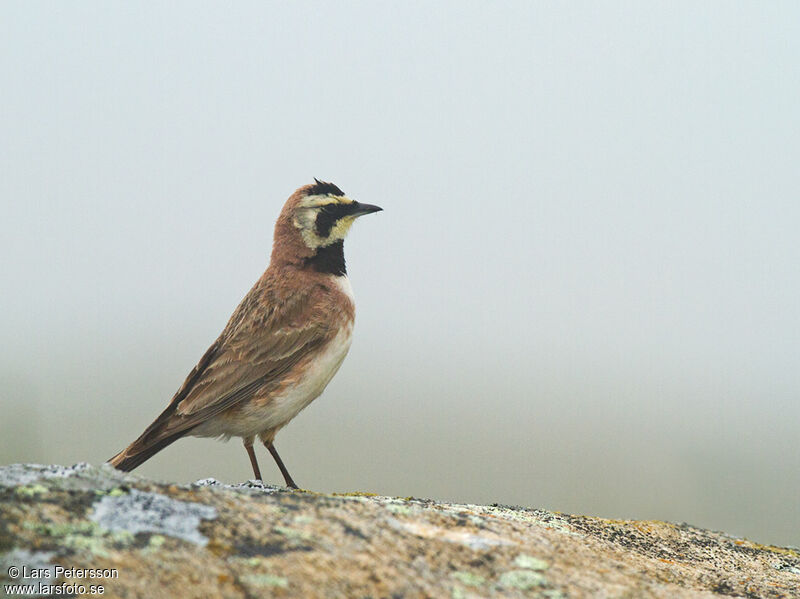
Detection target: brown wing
<box><xmin>109</xmin><ymin>280</ymin><xmax>335</xmax><ymax>470</ymax></box>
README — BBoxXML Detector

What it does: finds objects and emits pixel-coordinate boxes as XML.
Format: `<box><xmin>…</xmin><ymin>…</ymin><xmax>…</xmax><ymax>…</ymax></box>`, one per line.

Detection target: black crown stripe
<box><xmin>308</xmin><ymin>178</ymin><xmax>345</xmax><ymax>197</ymax></box>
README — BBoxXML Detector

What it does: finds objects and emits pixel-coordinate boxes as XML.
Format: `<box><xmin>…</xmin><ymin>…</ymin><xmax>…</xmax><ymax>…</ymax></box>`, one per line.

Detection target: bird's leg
<box><xmin>244</xmin><ymin>440</ymin><xmax>262</xmax><ymax>481</ymax></box>
<box><xmin>265</xmin><ymin>441</ymin><xmax>298</xmax><ymax>489</ymax></box>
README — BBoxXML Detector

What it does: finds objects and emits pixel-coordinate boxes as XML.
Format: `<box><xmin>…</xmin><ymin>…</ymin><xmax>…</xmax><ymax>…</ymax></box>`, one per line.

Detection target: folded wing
<box><xmin>109</xmin><ymin>283</ymin><xmax>333</xmax><ymax>471</ymax></box>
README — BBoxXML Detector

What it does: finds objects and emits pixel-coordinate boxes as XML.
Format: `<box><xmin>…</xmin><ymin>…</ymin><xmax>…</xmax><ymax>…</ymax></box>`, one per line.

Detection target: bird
<box><xmin>108</xmin><ymin>179</ymin><xmax>382</xmax><ymax>488</ymax></box>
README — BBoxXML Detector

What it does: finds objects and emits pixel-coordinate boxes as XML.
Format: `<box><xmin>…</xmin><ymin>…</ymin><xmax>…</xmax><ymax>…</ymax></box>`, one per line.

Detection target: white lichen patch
<box><xmin>0</xmin><ymin>463</ymin><xmax>88</xmax><ymax>487</ymax></box>
<box><xmin>387</xmin><ymin>518</ymin><xmax>513</xmax><ymax>550</ymax></box>
<box><xmin>475</xmin><ymin>505</ymin><xmax>582</xmax><ymax>536</ymax></box>
<box><xmin>0</xmin><ymin>463</ymin><xmax>136</xmax><ymax>493</ymax></box>
<box><xmin>772</xmin><ymin>561</ymin><xmax>800</xmax><ymax>575</ymax></box>
<box><xmin>192</xmin><ymin>477</ymin><xmax>281</xmax><ymax>494</ymax></box>
<box><xmin>90</xmin><ymin>489</ymin><xmax>217</xmax><ymax>546</ymax></box>
<box><xmin>385</xmin><ymin>503</ymin><xmax>415</xmax><ymax>515</ymax></box>
<box><xmin>193</xmin><ymin>477</ymin><xmax>222</xmax><ymax>487</ymax></box>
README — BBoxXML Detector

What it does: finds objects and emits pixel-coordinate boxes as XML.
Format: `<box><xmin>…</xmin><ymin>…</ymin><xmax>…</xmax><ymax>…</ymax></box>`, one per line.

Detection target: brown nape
<box><xmin>269</xmin><ymin>186</ymin><xmax>318</xmax><ymax>268</ymax></box>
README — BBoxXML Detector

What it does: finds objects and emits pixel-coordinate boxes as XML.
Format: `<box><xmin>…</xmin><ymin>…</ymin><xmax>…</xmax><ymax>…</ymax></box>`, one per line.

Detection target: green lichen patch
<box><xmin>24</xmin><ymin>519</ymin><xmax>98</xmax><ymax>538</ymax></box>
<box><xmin>451</xmin><ymin>571</ymin><xmax>486</xmax><ymax>586</ymax></box>
<box><xmin>143</xmin><ymin>534</ymin><xmax>166</xmax><ymax>552</ymax></box>
<box><xmin>499</xmin><ymin>569</ymin><xmax>547</xmax><ymax>590</ymax></box>
<box><xmin>22</xmin><ymin>518</ymin><xmax>135</xmax><ymax>558</ymax></box>
<box><xmin>93</xmin><ymin>486</ymin><xmax>128</xmax><ymax>498</ymax></box>
<box><xmin>232</xmin><ymin>556</ymin><xmax>263</xmax><ymax>568</ymax></box>
<box><xmin>15</xmin><ymin>484</ymin><xmax>48</xmax><ymax>498</ymax></box>
<box><xmin>273</xmin><ymin>525</ymin><xmax>314</xmax><ymax>546</ymax></box>
<box><xmin>240</xmin><ymin>573</ymin><xmax>289</xmax><ymax>588</ymax></box>
<box><xmin>451</xmin><ymin>587</ymin><xmax>466</xmax><ymax>599</ymax></box>
<box><xmin>514</xmin><ymin>554</ymin><xmax>549</xmax><ymax>571</ymax></box>
<box><xmin>332</xmin><ymin>491</ymin><xmax>378</xmax><ymax>498</ymax></box>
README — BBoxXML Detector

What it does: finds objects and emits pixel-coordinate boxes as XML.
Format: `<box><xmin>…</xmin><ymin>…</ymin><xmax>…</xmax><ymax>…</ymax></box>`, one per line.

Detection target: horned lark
<box><xmin>109</xmin><ymin>180</ymin><xmax>382</xmax><ymax>488</ymax></box>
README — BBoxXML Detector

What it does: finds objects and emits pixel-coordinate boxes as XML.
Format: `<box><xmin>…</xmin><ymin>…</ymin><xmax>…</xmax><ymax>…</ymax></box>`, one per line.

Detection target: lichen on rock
<box><xmin>90</xmin><ymin>489</ymin><xmax>217</xmax><ymax>546</ymax></box>
<box><xmin>1</xmin><ymin>463</ymin><xmax>798</xmax><ymax>598</ymax></box>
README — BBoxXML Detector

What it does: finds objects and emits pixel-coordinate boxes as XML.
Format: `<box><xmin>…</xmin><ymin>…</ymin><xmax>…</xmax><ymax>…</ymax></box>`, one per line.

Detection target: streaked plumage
<box><xmin>108</xmin><ymin>180</ymin><xmax>381</xmax><ymax>487</ymax></box>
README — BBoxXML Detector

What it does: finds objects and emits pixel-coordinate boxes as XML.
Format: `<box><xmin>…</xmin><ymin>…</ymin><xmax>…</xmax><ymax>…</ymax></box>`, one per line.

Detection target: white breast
<box><xmin>259</xmin><ymin>320</ymin><xmax>353</xmax><ymax>433</ymax></box>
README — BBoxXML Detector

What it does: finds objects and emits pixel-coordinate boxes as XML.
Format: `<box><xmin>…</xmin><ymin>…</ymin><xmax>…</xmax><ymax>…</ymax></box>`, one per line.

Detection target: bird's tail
<box><xmin>107</xmin><ymin>430</ymin><xmax>186</xmax><ymax>472</ymax></box>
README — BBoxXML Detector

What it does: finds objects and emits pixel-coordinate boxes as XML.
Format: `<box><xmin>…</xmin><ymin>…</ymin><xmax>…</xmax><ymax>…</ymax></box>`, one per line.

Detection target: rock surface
<box><xmin>0</xmin><ymin>463</ymin><xmax>798</xmax><ymax>598</ymax></box>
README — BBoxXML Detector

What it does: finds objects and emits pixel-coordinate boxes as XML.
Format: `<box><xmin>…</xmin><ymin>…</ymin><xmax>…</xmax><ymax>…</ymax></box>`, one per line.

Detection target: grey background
<box><xmin>2</xmin><ymin>2</ymin><xmax>798</xmax><ymax>546</ymax></box>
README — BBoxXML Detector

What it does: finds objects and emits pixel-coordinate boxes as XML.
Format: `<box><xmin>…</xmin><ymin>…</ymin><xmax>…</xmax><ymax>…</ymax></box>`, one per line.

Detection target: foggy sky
<box><xmin>1</xmin><ymin>2</ymin><xmax>798</xmax><ymax>546</ymax></box>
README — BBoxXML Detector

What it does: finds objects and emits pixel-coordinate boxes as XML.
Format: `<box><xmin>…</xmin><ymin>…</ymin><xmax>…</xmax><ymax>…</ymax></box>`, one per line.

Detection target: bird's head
<box><xmin>289</xmin><ymin>179</ymin><xmax>382</xmax><ymax>250</ymax></box>
<box><xmin>272</xmin><ymin>179</ymin><xmax>382</xmax><ymax>266</ymax></box>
